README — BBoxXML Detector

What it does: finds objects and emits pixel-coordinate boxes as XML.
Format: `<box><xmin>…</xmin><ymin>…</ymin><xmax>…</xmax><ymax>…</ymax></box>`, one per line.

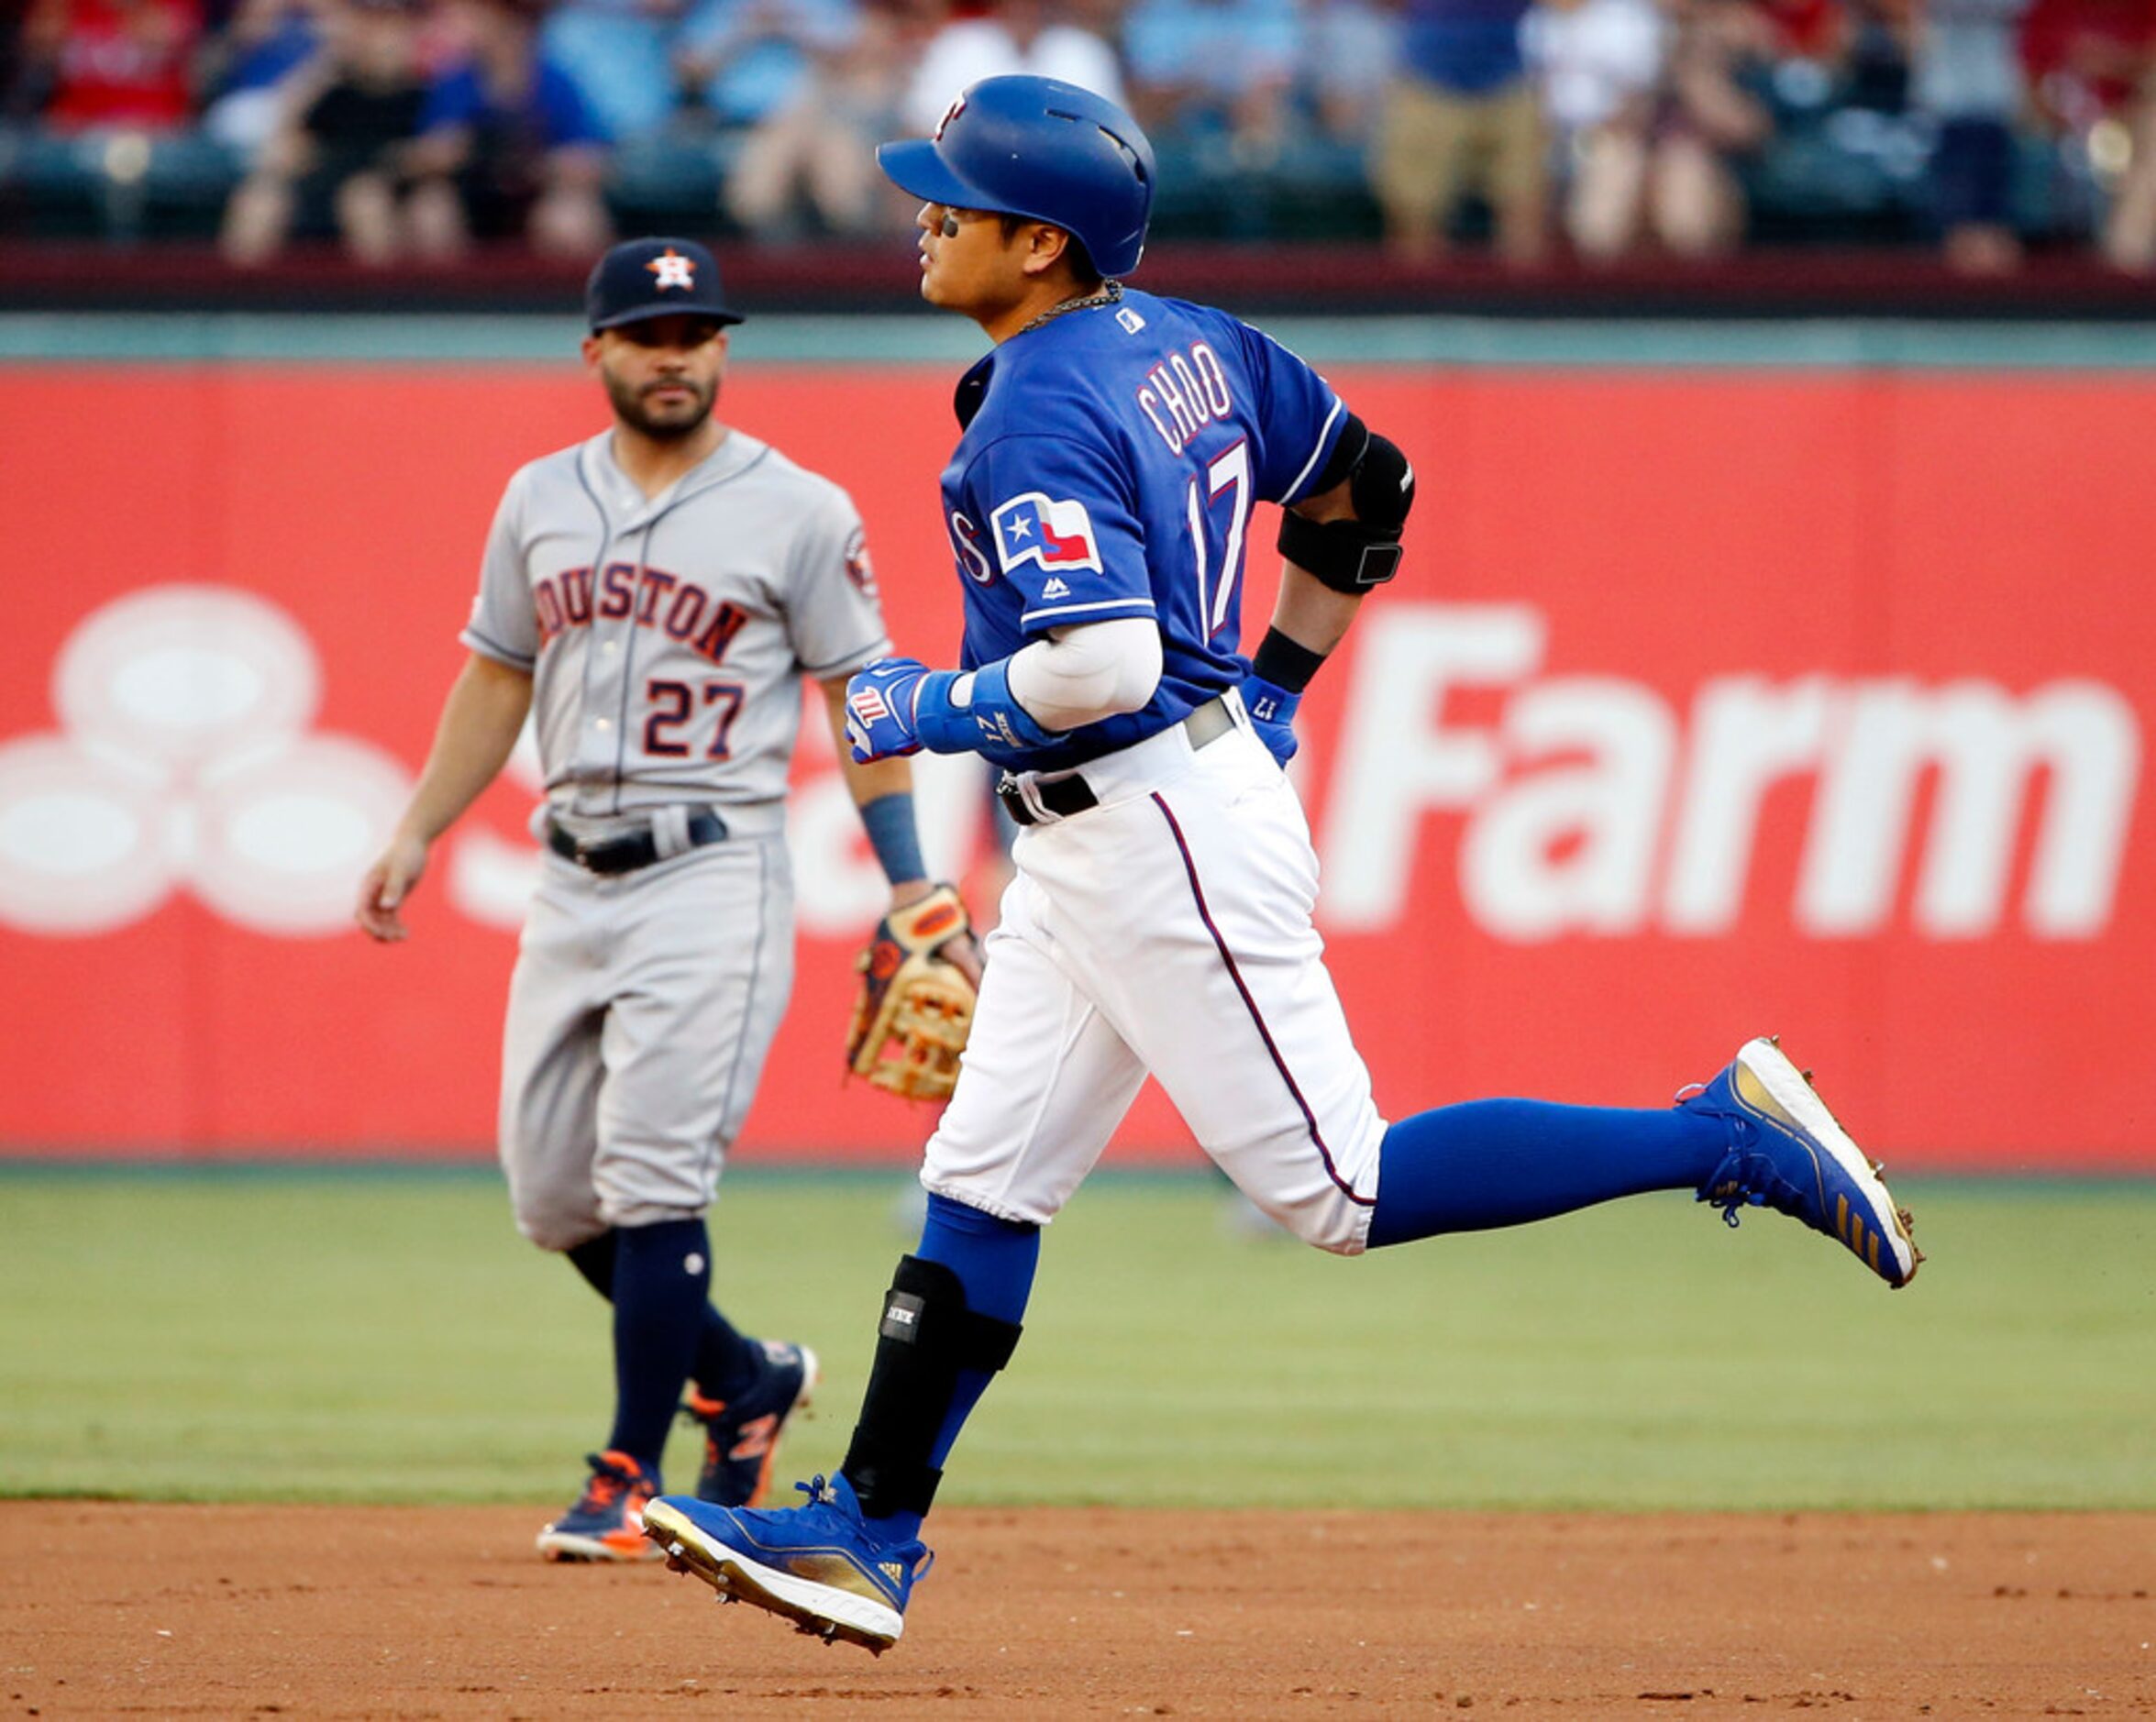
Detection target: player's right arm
<box><xmin>1266</xmin><ymin>470</ymin><xmax>1366</xmax><ymax>658</ymax></box>
<box><xmin>355</xmin><ymin>652</ymin><xmax>533</xmax><ymax>942</ymax></box>
<box><xmin>843</xmin><ymin>432</ymin><xmax>1160</xmax><ymax>765</ymax></box>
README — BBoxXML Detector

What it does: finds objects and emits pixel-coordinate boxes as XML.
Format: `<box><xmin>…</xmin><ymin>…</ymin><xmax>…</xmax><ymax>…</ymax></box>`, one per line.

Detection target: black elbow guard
<box><xmin>1351</xmin><ymin>431</ymin><xmax>1415</xmax><ymax>533</ymax></box>
<box><xmin>1277</xmin><ymin>425</ymin><xmax>1416</xmax><ymax>594</ymax></box>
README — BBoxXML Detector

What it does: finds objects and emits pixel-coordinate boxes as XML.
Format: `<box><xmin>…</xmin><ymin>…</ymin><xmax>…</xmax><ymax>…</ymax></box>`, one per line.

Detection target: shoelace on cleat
<box><xmin>1692</xmin><ymin>1105</ymin><xmax>1775</xmax><ymax>1230</ymax></box>
<box><xmin>785</xmin><ymin>1476</ymin><xmax>935</xmax><ymax>1582</ymax></box>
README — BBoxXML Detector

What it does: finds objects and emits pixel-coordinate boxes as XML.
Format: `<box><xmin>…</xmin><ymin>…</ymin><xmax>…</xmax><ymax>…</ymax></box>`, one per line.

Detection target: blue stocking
<box><xmin>1367</xmin><ymin>1098</ymin><xmax>1728</xmax><ymax>1248</ymax></box>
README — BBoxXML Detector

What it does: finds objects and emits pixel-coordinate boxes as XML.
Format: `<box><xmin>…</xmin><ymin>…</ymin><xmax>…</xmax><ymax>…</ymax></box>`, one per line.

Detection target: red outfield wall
<box><xmin>0</xmin><ymin>364</ymin><xmax>2148</xmax><ymax>1165</ymax></box>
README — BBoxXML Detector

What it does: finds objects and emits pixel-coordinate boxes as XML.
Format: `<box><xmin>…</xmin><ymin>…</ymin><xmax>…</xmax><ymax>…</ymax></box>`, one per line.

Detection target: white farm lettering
<box><xmin>1321</xmin><ymin>604</ymin><xmax>2141</xmax><ymax>942</ymax></box>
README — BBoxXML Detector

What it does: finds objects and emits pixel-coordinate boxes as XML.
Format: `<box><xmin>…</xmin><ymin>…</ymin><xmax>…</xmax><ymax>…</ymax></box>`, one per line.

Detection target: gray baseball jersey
<box><xmin>464</xmin><ymin>426</ymin><xmax>889</xmax><ymax>1247</ymax></box>
<box><xmin>463</xmin><ymin>427</ymin><xmax>889</xmax><ymax>840</ymax></box>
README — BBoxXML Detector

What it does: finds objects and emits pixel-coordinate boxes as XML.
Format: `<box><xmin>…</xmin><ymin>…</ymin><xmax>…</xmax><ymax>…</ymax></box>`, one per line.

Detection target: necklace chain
<box><xmin>1017</xmin><ymin>280</ymin><xmax>1123</xmax><ymax>336</ymax></box>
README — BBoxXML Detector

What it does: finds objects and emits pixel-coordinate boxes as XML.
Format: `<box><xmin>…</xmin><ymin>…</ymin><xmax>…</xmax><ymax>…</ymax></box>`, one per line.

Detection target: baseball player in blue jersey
<box><xmin>356</xmin><ymin>237</ymin><xmax>979</xmax><ymax>1562</ymax></box>
<box><xmin>641</xmin><ymin>80</ymin><xmax>1921</xmax><ymax>1652</ymax></box>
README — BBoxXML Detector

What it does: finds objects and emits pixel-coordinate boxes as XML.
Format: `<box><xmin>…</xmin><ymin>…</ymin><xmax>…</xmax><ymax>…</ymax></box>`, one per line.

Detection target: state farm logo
<box><xmin>0</xmin><ymin>586</ymin><xmax>413</xmax><ymax>936</ymax></box>
<box><xmin>1321</xmin><ymin>605</ymin><xmax>2143</xmax><ymax>941</ymax></box>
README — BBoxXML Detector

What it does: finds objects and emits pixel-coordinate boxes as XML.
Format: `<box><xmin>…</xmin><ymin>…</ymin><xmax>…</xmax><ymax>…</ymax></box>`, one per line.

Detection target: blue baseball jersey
<box><xmin>938</xmin><ymin>288</ymin><xmax>1347</xmax><ymax>771</ymax></box>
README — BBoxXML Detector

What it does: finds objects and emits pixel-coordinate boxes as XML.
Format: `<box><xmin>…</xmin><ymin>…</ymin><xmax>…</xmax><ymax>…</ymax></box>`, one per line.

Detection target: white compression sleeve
<box><xmin>1004</xmin><ymin>617</ymin><xmax>1165</xmax><ymax>732</ymax></box>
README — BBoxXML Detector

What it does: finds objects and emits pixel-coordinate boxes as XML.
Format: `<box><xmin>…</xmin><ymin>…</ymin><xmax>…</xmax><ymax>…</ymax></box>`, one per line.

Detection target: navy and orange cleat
<box><xmin>644</xmin><ymin>1472</ymin><xmax>930</xmax><ymax>1654</ymax></box>
<box><xmin>1683</xmin><ymin>1036</ymin><xmax>1923</xmax><ymax>1288</ymax></box>
<box><xmin>536</xmin><ymin>1450</ymin><xmax>663</xmax><ymax>1562</ymax></box>
<box><xmin>682</xmin><ymin>1341</ymin><xmax>819</xmax><ymax>1507</ymax></box>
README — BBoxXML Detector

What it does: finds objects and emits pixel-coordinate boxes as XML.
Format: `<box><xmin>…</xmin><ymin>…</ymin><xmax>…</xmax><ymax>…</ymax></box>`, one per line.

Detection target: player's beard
<box><xmin>604</xmin><ymin>367</ymin><xmax>716</xmax><ymax>441</ymax></box>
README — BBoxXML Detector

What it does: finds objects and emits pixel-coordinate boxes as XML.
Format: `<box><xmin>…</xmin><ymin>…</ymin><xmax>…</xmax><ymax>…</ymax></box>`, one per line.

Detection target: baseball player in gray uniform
<box><xmin>357</xmin><ymin>237</ymin><xmax>974</xmax><ymax>1561</ymax></box>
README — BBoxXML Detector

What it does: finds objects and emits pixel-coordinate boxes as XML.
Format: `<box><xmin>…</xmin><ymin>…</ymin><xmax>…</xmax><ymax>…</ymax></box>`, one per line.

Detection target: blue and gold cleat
<box><xmin>1683</xmin><ymin>1036</ymin><xmax>1922</xmax><ymax>1289</ymax></box>
<box><xmin>643</xmin><ymin>1473</ymin><xmax>930</xmax><ymax>1654</ymax></box>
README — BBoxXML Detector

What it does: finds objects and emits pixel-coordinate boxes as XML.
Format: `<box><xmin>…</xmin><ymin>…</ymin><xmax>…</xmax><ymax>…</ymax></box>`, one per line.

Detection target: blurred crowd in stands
<box><xmin>1</xmin><ymin>0</ymin><xmax>2151</xmax><ymax>274</ymax></box>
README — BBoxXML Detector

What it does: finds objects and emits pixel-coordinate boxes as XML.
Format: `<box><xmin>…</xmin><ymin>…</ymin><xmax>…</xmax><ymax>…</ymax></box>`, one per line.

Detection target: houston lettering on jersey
<box><xmin>531</xmin><ymin>562</ymin><xmax>748</xmax><ymax>664</ymax></box>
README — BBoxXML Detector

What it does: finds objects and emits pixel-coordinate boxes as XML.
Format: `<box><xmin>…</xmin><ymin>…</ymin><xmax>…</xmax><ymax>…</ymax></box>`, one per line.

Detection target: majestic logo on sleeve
<box><xmin>647</xmin><ymin>248</ymin><xmax>697</xmax><ymax>291</ymax></box>
<box><xmin>991</xmin><ymin>492</ymin><xmax>1102</xmax><ymax>579</ymax></box>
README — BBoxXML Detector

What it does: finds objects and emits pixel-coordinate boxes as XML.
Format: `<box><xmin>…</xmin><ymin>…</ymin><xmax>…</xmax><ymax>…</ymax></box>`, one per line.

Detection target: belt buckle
<box><xmin>577</xmin><ymin>833</ymin><xmax>635</xmax><ymax>874</ymax></box>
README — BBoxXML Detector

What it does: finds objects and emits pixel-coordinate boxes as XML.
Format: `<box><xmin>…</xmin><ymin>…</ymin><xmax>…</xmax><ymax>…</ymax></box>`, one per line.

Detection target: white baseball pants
<box><xmin>923</xmin><ymin>701</ymin><xmax>1388</xmax><ymax>1253</ymax></box>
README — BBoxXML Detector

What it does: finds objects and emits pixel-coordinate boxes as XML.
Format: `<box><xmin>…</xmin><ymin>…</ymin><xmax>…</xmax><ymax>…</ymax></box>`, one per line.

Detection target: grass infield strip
<box><xmin>0</xmin><ymin>1168</ymin><xmax>2148</xmax><ymax>1510</ymax></box>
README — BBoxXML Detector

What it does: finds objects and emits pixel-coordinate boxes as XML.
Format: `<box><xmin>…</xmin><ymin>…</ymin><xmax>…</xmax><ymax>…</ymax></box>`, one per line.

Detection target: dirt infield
<box><xmin>6</xmin><ymin>1504</ymin><xmax>2150</xmax><ymax>1718</ymax></box>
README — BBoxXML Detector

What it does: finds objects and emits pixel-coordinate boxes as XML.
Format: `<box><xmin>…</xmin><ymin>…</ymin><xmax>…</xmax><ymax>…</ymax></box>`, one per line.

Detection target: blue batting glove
<box><xmin>912</xmin><ymin>657</ymin><xmax>1056</xmax><ymax>756</ymax></box>
<box><xmin>846</xmin><ymin>657</ymin><xmax>931</xmax><ymax>762</ymax></box>
<box><xmin>1242</xmin><ymin>672</ymin><xmax>1301</xmax><ymax>767</ymax></box>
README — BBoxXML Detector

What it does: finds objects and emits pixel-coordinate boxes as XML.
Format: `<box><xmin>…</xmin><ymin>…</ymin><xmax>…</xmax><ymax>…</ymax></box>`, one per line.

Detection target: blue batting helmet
<box><xmin>877</xmin><ymin>76</ymin><xmax>1155</xmax><ymax>278</ymax></box>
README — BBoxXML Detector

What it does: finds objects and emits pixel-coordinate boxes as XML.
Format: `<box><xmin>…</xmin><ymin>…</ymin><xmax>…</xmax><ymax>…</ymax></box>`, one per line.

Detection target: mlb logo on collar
<box><xmin>991</xmin><ymin>492</ymin><xmax>1100</xmax><ymax>577</ymax></box>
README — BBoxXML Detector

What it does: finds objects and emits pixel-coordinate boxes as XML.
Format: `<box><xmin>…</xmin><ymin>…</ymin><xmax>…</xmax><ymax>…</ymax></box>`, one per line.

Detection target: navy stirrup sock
<box><xmin>1367</xmin><ymin>1098</ymin><xmax>1730</xmax><ymax>1248</ymax></box>
<box><xmin>567</xmin><ymin>1226</ymin><xmax>762</xmax><ymax>1410</ymax></box>
<box><xmin>857</xmin><ymin>1192</ymin><xmax>1039</xmax><ymax>1543</ymax></box>
<box><xmin>691</xmin><ymin>1310</ymin><xmax>765</xmax><ymax>1407</ymax></box>
<box><xmin>605</xmin><ymin>1218</ymin><xmax>716</xmax><ymax>1477</ymax></box>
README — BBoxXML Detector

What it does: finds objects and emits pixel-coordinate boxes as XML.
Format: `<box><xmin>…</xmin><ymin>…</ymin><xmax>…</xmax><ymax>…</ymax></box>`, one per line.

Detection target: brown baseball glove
<box><xmin>846</xmin><ymin>883</ymin><xmax>978</xmax><ymax>1102</ymax></box>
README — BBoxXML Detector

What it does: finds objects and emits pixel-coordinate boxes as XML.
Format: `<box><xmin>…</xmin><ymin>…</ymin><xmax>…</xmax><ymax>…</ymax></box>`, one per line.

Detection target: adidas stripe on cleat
<box><xmin>1684</xmin><ymin>1036</ymin><xmax>1923</xmax><ymax>1288</ymax></box>
<box><xmin>643</xmin><ymin>1473</ymin><xmax>930</xmax><ymax>1654</ymax></box>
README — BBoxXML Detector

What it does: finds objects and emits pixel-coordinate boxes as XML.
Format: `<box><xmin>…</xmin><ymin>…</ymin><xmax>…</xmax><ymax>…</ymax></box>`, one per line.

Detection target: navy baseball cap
<box><xmin>584</xmin><ymin>237</ymin><xmax>744</xmax><ymax>332</ymax></box>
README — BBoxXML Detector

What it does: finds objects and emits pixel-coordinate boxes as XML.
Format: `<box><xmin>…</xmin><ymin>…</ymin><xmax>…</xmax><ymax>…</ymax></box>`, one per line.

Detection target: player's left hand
<box><xmin>846</xmin><ymin>657</ymin><xmax>931</xmax><ymax>762</ymax></box>
<box><xmin>846</xmin><ymin>882</ymin><xmax>979</xmax><ymax>1102</ymax></box>
<box><xmin>893</xmin><ymin>880</ymin><xmax>985</xmax><ymax>986</ymax></box>
<box><xmin>1242</xmin><ymin>673</ymin><xmax>1301</xmax><ymax>767</ymax></box>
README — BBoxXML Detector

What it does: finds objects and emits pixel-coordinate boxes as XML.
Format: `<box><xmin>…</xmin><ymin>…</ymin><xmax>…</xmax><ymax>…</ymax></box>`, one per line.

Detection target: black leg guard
<box><xmin>841</xmin><ymin>1255</ymin><xmax>1022</xmax><ymax>1520</ymax></box>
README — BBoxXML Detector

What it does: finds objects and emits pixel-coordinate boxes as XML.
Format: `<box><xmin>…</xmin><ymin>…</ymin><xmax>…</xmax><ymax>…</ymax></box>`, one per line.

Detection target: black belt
<box><xmin>546</xmin><ymin>809</ymin><xmax>728</xmax><ymax>876</ymax></box>
<box><xmin>997</xmin><ymin>696</ymin><xmax>1235</xmax><ymax>827</ymax></box>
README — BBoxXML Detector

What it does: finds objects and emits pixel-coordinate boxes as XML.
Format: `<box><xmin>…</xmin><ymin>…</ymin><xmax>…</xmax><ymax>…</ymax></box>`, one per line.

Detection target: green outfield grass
<box><xmin>0</xmin><ymin>1167</ymin><xmax>2149</xmax><ymax>1510</ymax></box>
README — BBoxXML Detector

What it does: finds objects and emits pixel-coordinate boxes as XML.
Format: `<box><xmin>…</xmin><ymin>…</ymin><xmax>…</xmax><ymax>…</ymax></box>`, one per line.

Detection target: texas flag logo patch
<box><xmin>991</xmin><ymin>492</ymin><xmax>1102</xmax><ymax>579</ymax></box>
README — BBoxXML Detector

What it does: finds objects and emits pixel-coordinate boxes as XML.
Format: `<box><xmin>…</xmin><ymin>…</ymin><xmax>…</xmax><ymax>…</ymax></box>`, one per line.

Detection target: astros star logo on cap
<box><xmin>647</xmin><ymin>248</ymin><xmax>696</xmax><ymax>292</ymax></box>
